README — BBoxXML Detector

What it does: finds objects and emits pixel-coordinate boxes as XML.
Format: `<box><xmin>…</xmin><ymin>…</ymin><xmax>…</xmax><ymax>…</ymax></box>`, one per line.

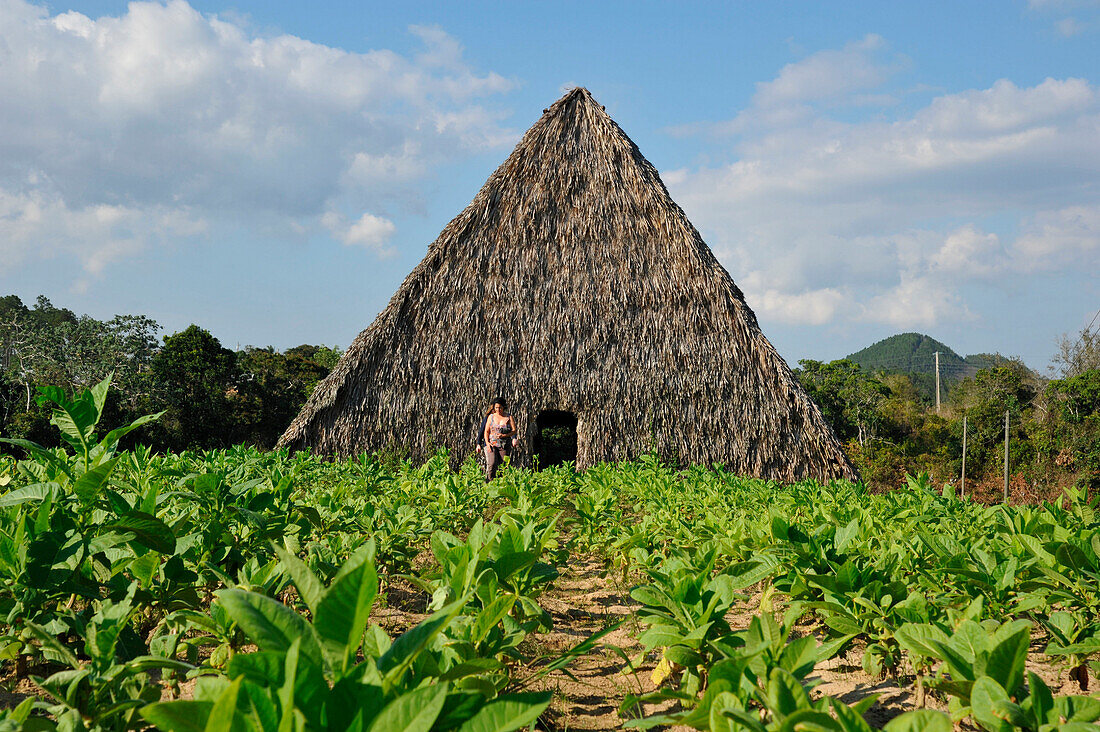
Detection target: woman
<box><xmin>483</xmin><ymin>397</ymin><xmax>517</xmax><ymax>481</ymax></box>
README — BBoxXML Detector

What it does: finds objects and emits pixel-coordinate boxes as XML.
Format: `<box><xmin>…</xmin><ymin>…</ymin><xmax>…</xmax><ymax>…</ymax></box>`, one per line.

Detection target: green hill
<box><xmin>847</xmin><ymin>333</ymin><xmax>966</xmax><ymax>375</ymax></box>
<box><xmin>845</xmin><ymin>333</ymin><xmax>1010</xmax><ymax>403</ymax></box>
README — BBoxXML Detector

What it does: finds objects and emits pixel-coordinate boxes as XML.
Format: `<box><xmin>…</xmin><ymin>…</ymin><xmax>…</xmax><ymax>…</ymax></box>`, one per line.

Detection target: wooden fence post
<box><xmin>961</xmin><ymin>414</ymin><xmax>967</xmax><ymax>498</ymax></box>
<box><xmin>1003</xmin><ymin>410</ymin><xmax>1010</xmax><ymax>503</ymax></box>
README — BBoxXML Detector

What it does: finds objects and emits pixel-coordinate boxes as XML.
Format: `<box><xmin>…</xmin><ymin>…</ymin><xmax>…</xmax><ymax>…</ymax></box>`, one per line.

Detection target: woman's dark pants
<box><xmin>486</xmin><ymin>445</ymin><xmax>510</xmax><ymax>481</ymax></box>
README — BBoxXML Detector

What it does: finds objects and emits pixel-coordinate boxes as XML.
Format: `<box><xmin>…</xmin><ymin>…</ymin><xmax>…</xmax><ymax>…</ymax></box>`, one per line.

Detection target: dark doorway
<box><xmin>533</xmin><ymin>410</ymin><xmax>578</xmax><ymax>468</ymax></box>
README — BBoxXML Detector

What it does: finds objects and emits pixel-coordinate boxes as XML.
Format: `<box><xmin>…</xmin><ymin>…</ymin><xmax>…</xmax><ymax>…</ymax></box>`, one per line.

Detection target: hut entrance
<box><xmin>533</xmin><ymin>410</ymin><xmax>577</xmax><ymax>468</ymax></box>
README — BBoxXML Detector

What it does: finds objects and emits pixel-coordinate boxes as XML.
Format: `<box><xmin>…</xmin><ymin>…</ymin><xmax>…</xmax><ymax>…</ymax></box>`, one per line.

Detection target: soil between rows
<box><xmin>0</xmin><ymin>554</ymin><xmax>1076</xmax><ymax>731</ymax></box>
<box><xmin>384</xmin><ymin>554</ymin><xmax>1070</xmax><ymax>731</ymax></box>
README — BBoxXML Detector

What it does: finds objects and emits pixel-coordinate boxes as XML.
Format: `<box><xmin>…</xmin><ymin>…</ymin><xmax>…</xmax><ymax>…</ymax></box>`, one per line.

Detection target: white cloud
<box><xmin>862</xmin><ymin>276</ymin><xmax>974</xmax><ymax>329</ymax></box>
<box><xmin>666</xmin><ymin>44</ymin><xmax>1100</xmax><ymax>330</ymax></box>
<box><xmin>0</xmin><ymin>187</ymin><xmax>206</xmax><ymax>277</ymax></box>
<box><xmin>693</xmin><ymin>35</ymin><xmax>905</xmax><ymax>137</ymax></box>
<box><xmin>1056</xmin><ymin>17</ymin><xmax>1085</xmax><ymax>35</ymax></box>
<box><xmin>1013</xmin><ymin>205</ymin><xmax>1100</xmax><ymax>266</ymax></box>
<box><xmin>1026</xmin><ymin>0</ymin><xmax>1100</xmax><ymax>36</ymax></box>
<box><xmin>0</xmin><ymin>0</ymin><xmax>516</xmax><ymax>277</ymax></box>
<box><xmin>323</xmin><ymin>211</ymin><xmax>397</xmax><ymax>256</ymax></box>
<box><xmin>738</xmin><ymin>272</ymin><xmax>852</xmax><ymax>325</ymax></box>
<box><xmin>928</xmin><ymin>225</ymin><xmax>1005</xmax><ymax>277</ymax></box>
<box><xmin>755</xmin><ymin>34</ymin><xmax>890</xmax><ymax>108</ymax></box>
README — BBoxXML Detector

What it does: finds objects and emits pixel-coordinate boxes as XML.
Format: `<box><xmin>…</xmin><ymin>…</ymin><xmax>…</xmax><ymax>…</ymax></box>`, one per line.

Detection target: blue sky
<box><xmin>2</xmin><ymin>0</ymin><xmax>1098</xmax><ymax>369</ymax></box>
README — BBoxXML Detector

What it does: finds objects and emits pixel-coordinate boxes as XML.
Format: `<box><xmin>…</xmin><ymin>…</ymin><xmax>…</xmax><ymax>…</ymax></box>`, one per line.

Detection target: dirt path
<box><xmin>516</xmin><ymin>556</ymin><xmax>1077</xmax><ymax>731</ymax></box>
<box><xmin>531</xmin><ymin>556</ymin><xmax>652</xmax><ymax>729</ymax></box>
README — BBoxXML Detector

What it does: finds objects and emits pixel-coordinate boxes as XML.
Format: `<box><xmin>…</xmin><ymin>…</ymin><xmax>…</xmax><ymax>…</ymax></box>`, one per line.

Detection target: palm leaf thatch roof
<box><xmin>279</xmin><ymin>87</ymin><xmax>857</xmax><ymax>482</ymax></box>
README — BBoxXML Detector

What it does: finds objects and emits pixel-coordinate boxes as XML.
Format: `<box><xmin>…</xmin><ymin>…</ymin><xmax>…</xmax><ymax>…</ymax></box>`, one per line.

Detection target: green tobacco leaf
<box><xmin>1050</xmin><ymin>638</ymin><xmax>1100</xmax><ymax>654</ymax></box>
<box><xmin>239</xmin><ymin>680</ymin><xmax>279</xmax><ymax>732</ymax></box>
<box><xmin>457</xmin><ymin>692</ymin><xmax>552</xmax><ymax>732</ymax></box>
<box><xmin>315</xmin><ymin>548</ymin><xmax>378</xmax><ymax>671</ymax></box>
<box><xmin>1053</xmin><ymin>694</ymin><xmax>1100</xmax><ymax>722</ymax></box>
<box><xmin>103</xmin><ymin>512</ymin><xmax>176</xmax><ymax>554</ymax></box>
<box><xmin>780</xmin><ymin>708</ymin><xmax>838</xmax><ymax>731</ymax></box>
<box><xmin>88</xmin><ymin>376</ymin><xmax>110</xmax><ymax>425</ymax></box>
<box><xmin>823</xmin><ymin>614</ymin><xmax>862</xmax><ymax>636</ymax></box>
<box><xmin>766</xmin><ymin>667</ymin><xmax>811</xmax><ymax>718</ymax></box>
<box><xmin>216</xmin><ymin>589</ymin><xmax>323</xmax><ymax>666</ymax></box>
<box><xmin>722</xmin><ymin>554</ymin><xmax>781</xmax><ymax>590</ymax></box>
<box><xmin>986</xmin><ymin>624</ymin><xmax>1030</xmax><ymax>692</ymax></box>
<box><xmin>717</xmin><ymin>705</ymin><xmax>767</xmax><ymax>732</ymax></box>
<box><xmin>932</xmin><ymin>638</ymin><xmax>977</xmax><ymax>683</ymax></box>
<box><xmin>770</xmin><ymin>514</ymin><xmax>790</xmax><ymax>541</ymax></box>
<box><xmin>0</xmin><ymin>482</ymin><xmax>57</xmax><ymax>507</ymax></box>
<box><xmin>273</xmin><ymin>545</ymin><xmax>325</xmax><ymax>614</ymax></box>
<box><xmin>882</xmin><ymin>710</ymin><xmax>952</xmax><ymax>732</ymax></box>
<box><xmin>637</xmin><ymin>625</ymin><xmax>684</xmax><ymax>650</ymax></box>
<box><xmin>473</xmin><ymin>595</ymin><xmax>515</xmax><ymax>644</ymax></box>
<box><xmin>24</xmin><ymin>621</ymin><xmax>79</xmax><ymax>668</ymax></box>
<box><xmin>98</xmin><ymin>412</ymin><xmax>163</xmax><ymax>456</ymax></box>
<box><xmin>366</xmin><ymin>682</ymin><xmax>448</xmax><ymax>732</ymax></box>
<box><xmin>204</xmin><ymin>677</ymin><xmax>243</xmax><ymax>732</ymax></box>
<box><xmin>130</xmin><ymin>551</ymin><xmax>160</xmax><ymax>588</ymax></box>
<box><xmin>990</xmin><ymin>699</ymin><xmax>1028</xmax><ymax>728</ymax></box>
<box><xmin>780</xmin><ymin>635</ymin><xmax>819</xmax><ymax>679</ymax></box>
<box><xmin>73</xmin><ymin>458</ymin><xmax>118</xmax><ymax>505</ymax></box>
<box><xmin>630</xmin><ymin>586</ymin><xmax>674</xmax><ymax>612</ymax></box>
<box><xmin>0</xmin><ymin>438</ymin><xmax>73</xmax><ymax>480</ymax></box>
<box><xmin>895</xmin><ymin>623</ymin><xmax>950</xmax><ymax>660</ymax></box>
<box><xmin>1025</xmin><ymin>672</ymin><xmax>1054</xmax><ymax>724</ymax></box>
<box><xmin>970</xmin><ymin>677</ymin><xmax>1014</xmax><ymax>732</ymax></box>
<box><xmin>332</xmin><ymin>539</ymin><xmax>376</xmax><ymax>583</ymax></box>
<box><xmin>664</xmin><ymin>645</ymin><xmax>705</xmax><ymax>667</ymax></box>
<box><xmin>492</xmin><ymin>550</ymin><xmax>538</xmax><ymax>581</ymax></box>
<box><xmin>38</xmin><ymin>382</ymin><xmax>102</xmax><ymax>455</ymax></box>
<box><xmin>141</xmin><ymin>701</ymin><xmax>213</xmax><ymax>732</ymax></box>
<box><xmin>277</xmin><ymin>638</ymin><xmax>300</xmax><ymax>732</ymax></box>
<box><xmin>379</xmin><ymin>599</ymin><xmax>468</xmax><ymax>690</ymax></box>
<box><xmin>440</xmin><ymin>658</ymin><xmax>505</xmax><ymax>682</ymax></box>
<box><xmin>817</xmin><ymin>633</ymin><xmax>857</xmax><ymax>663</ymax></box>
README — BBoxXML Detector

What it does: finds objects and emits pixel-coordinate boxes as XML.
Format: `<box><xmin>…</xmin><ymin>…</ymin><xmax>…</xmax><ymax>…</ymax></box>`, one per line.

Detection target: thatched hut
<box><xmin>279</xmin><ymin>87</ymin><xmax>857</xmax><ymax>482</ymax></box>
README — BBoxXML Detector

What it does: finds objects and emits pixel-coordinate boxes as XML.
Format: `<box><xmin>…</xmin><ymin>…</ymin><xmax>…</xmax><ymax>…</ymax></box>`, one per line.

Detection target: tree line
<box><xmin>795</xmin><ymin>327</ymin><xmax>1100</xmax><ymax>499</ymax></box>
<box><xmin>0</xmin><ymin>295</ymin><xmax>340</xmax><ymax>451</ymax></box>
<box><xmin>3</xmin><ymin>293</ymin><xmax>1097</xmax><ymax>499</ymax></box>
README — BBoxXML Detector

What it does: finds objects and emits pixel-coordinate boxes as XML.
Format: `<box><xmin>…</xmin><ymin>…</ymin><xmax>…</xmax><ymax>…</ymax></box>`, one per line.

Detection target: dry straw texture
<box><xmin>280</xmin><ymin>87</ymin><xmax>857</xmax><ymax>481</ymax></box>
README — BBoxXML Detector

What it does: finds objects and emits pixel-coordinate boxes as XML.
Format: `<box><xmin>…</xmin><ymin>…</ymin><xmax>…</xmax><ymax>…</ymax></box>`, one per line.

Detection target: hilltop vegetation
<box><xmin>845</xmin><ymin>333</ymin><xmax>1016</xmax><ymax>404</ymax></box>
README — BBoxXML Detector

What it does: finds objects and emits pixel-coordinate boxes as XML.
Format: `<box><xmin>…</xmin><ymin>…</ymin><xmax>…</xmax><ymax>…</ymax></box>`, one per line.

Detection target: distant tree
<box><xmin>232</xmin><ymin>346</ymin><xmax>330</xmax><ymax>447</ymax></box>
<box><xmin>1041</xmin><ymin>369</ymin><xmax>1100</xmax><ymax>481</ymax></box>
<box><xmin>0</xmin><ymin>299</ymin><xmax>48</xmax><ymax>413</ymax></box>
<box><xmin>950</xmin><ymin>362</ymin><xmax>1039</xmax><ymax>475</ymax></box>
<box><xmin>1047</xmin><ymin>369</ymin><xmax>1100</xmax><ymax>422</ymax></box>
<box><xmin>30</xmin><ymin>295</ymin><xmax>78</xmax><ymax>329</ymax></box>
<box><xmin>1053</xmin><ymin>325</ymin><xmax>1100</xmax><ymax>378</ymax></box>
<box><xmin>149</xmin><ymin>325</ymin><xmax>239</xmax><ymax>450</ymax></box>
<box><xmin>795</xmin><ymin>359</ymin><xmax>890</xmax><ymax>445</ymax></box>
<box><xmin>0</xmin><ymin>294</ymin><xmax>162</xmax><ymax>442</ymax></box>
<box><xmin>284</xmin><ymin>344</ymin><xmax>342</xmax><ymax>390</ymax></box>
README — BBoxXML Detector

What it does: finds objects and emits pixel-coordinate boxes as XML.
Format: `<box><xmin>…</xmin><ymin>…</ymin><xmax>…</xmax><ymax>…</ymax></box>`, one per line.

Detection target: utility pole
<box><xmin>934</xmin><ymin>351</ymin><xmax>941</xmax><ymax>414</ymax></box>
<box><xmin>961</xmin><ymin>415</ymin><xmax>967</xmax><ymax>498</ymax></box>
<box><xmin>1003</xmin><ymin>410</ymin><xmax>1010</xmax><ymax>503</ymax></box>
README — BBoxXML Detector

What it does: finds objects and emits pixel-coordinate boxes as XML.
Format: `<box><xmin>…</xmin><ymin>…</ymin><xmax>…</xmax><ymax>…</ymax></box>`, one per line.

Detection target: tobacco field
<box><xmin>1</xmin><ymin>378</ymin><xmax>1099</xmax><ymax>731</ymax></box>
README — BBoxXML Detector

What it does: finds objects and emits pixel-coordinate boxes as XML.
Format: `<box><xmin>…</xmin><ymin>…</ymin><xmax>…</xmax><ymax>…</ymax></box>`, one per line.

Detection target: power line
<box><xmin>1066</xmin><ymin>306</ymin><xmax>1100</xmax><ymax>353</ymax></box>
<box><xmin>1084</xmin><ymin>307</ymin><xmax>1100</xmax><ymax>335</ymax></box>
<box><xmin>1055</xmin><ymin>306</ymin><xmax>1100</xmax><ymax>377</ymax></box>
